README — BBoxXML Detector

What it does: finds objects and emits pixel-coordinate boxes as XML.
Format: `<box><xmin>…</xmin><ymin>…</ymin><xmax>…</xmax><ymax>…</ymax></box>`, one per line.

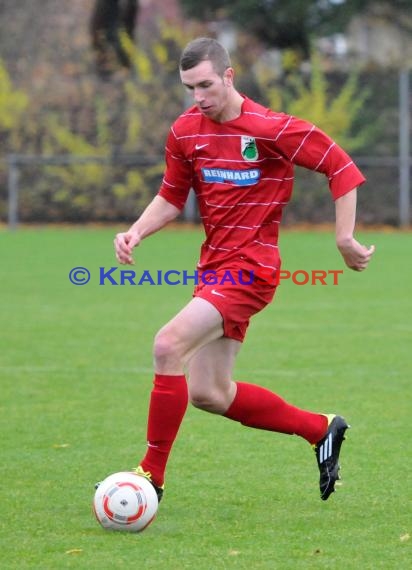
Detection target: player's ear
<box><xmin>223</xmin><ymin>67</ymin><xmax>234</xmax><ymax>87</ymax></box>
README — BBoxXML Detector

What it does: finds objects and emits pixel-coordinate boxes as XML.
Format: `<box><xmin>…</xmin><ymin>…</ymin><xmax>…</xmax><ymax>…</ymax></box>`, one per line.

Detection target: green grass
<box><xmin>1</xmin><ymin>226</ymin><xmax>411</xmax><ymax>569</ymax></box>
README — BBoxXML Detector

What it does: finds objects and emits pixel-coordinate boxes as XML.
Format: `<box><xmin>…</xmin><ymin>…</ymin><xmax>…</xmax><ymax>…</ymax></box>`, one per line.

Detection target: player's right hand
<box><xmin>114</xmin><ymin>231</ymin><xmax>141</xmax><ymax>265</ymax></box>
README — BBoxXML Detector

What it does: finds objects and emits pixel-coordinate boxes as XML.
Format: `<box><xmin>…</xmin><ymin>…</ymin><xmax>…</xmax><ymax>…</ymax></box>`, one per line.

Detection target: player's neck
<box><xmin>216</xmin><ymin>91</ymin><xmax>244</xmax><ymax>123</ymax></box>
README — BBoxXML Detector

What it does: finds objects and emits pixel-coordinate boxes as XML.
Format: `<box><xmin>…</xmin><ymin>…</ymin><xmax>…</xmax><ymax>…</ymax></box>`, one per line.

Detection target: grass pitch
<box><xmin>1</xmin><ymin>226</ymin><xmax>411</xmax><ymax>569</ymax></box>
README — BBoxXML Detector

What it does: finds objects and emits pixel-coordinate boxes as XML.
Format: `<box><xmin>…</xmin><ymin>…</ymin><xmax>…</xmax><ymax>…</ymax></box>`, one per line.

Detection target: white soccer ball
<box><xmin>93</xmin><ymin>471</ymin><xmax>159</xmax><ymax>532</ymax></box>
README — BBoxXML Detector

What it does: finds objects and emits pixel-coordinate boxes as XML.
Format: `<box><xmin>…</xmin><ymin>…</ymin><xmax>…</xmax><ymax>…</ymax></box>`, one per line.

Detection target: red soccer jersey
<box><xmin>158</xmin><ymin>96</ymin><xmax>365</xmax><ymax>274</ymax></box>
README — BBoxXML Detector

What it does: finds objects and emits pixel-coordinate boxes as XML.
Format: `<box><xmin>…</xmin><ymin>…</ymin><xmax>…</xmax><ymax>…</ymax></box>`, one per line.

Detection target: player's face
<box><xmin>180</xmin><ymin>60</ymin><xmax>233</xmax><ymax>122</ymax></box>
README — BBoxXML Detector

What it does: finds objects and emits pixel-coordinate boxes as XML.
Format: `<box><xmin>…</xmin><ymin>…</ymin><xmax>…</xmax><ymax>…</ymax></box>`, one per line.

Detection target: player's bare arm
<box><xmin>335</xmin><ymin>188</ymin><xmax>375</xmax><ymax>271</ymax></box>
<box><xmin>114</xmin><ymin>195</ymin><xmax>181</xmax><ymax>265</ymax></box>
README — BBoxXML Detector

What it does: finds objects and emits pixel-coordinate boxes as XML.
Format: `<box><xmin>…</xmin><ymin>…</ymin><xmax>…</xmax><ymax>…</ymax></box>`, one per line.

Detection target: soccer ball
<box><xmin>93</xmin><ymin>471</ymin><xmax>159</xmax><ymax>532</ymax></box>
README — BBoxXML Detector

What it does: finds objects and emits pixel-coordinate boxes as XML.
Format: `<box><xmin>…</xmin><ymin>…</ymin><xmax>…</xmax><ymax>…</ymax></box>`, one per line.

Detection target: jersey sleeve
<box><xmin>273</xmin><ymin>114</ymin><xmax>366</xmax><ymax>200</ymax></box>
<box><xmin>157</xmin><ymin>126</ymin><xmax>192</xmax><ymax>210</ymax></box>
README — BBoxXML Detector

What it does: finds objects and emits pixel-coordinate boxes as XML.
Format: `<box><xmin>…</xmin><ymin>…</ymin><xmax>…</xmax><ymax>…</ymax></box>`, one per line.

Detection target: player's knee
<box><xmin>190</xmin><ymin>392</ymin><xmax>218</xmax><ymax>412</ymax></box>
<box><xmin>153</xmin><ymin>329</ymin><xmax>182</xmax><ymax>368</ymax></box>
<box><xmin>189</xmin><ymin>387</ymin><xmax>224</xmax><ymax>414</ymax></box>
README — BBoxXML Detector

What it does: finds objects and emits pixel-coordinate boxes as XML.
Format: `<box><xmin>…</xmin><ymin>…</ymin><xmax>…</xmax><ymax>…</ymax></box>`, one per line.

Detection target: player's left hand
<box><xmin>338</xmin><ymin>238</ymin><xmax>375</xmax><ymax>271</ymax></box>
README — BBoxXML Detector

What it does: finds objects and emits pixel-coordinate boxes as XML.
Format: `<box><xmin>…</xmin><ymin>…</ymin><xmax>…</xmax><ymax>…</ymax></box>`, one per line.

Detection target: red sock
<box><xmin>140</xmin><ymin>374</ymin><xmax>188</xmax><ymax>486</ymax></box>
<box><xmin>224</xmin><ymin>382</ymin><xmax>327</xmax><ymax>444</ymax></box>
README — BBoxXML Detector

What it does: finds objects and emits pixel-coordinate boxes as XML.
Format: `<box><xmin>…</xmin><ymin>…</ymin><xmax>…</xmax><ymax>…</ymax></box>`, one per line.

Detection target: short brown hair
<box><xmin>180</xmin><ymin>37</ymin><xmax>231</xmax><ymax>76</ymax></box>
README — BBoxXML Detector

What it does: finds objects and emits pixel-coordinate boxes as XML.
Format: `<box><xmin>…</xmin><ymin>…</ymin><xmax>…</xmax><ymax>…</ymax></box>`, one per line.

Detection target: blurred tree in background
<box><xmin>0</xmin><ymin>0</ymin><xmax>410</xmax><ymax>224</ymax></box>
<box><xmin>179</xmin><ymin>0</ymin><xmax>412</xmax><ymax>55</ymax></box>
<box><xmin>0</xmin><ymin>60</ymin><xmax>28</xmax><ymax>146</ymax></box>
<box><xmin>90</xmin><ymin>0</ymin><xmax>139</xmax><ymax>75</ymax></box>
<box><xmin>0</xmin><ymin>0</ymin><xmax>190</xmax><ymax>222</ymax></box>
<box><xmin>259</xmin><ymin>51</ymin><xmax>373</xmax><ymax>153</ymax></box>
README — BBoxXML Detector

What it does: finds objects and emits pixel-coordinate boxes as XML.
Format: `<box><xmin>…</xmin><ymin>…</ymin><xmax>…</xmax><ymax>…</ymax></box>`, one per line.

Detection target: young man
<box><xmin>113</xmin><ymin>38</ymin><xmax>375</xmax><ymax>503</ymax></box>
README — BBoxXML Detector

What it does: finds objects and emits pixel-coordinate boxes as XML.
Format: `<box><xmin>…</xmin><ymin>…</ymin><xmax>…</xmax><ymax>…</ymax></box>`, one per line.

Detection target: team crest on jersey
<box><xmin>241</xmin><ymin>136</ymin><xmax>259</xmax><ymax>161</ymax></box>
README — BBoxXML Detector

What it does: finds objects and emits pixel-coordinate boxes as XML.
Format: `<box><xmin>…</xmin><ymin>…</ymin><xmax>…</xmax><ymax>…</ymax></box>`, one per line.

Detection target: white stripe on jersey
<box><xmin>165</xmin><ymin>148</ymin><xmax>191</xmax><ymax>162</ymax></box>
<box><xmin>205</xmin><ymin>221</ymin><xmax>279</xmax><ymax>231</ymax></box>
<box><xmin>206</xmin><ymin>242</ymin><xmax>278</xmax><ymax>255</ymax></box>
<box><xmin>243</xmin><ymin>111</ymin><xmax>284</xmax><ymax>121</ymax></box>
<box><xmin>179</xmin><ymin>110</ymin><xmax>284</xmax><ymax>121</ymax></box>
<box><xmin>205</xmin><ymin>199</ymin><xmax>288</xmax><ymax>209</ymax></box>
<box><xmin>195</xmin><ymin>156</ymin><xmax>284</xmax><ymax>164</ymax></box>
<box><xmin>261</xmin><ymin>176</ymin><xmax>294</xmax><ymax>182</ymax></box>
<box><xmin>176</xmin><ymin>112</ymin><xmax>203</xmax><ymax>119</ymax></box>
<box><xmin>290</xmin><ymin>125</ymin><xmax>316</xmax><ymax>160</ymax></box>
<box><xmin>274</xmin><ymin>115</ymin><xmax>293</xmax><ymax>141</ymax></box>
<box><xmin>315</xmin><ymin>142</ymin><xmax>336</xmax><ymax>171</ymax></box>
<box><xmin>206</xmin><ymin>244</ymin><xmax>241</xmax><ymax>252</ymax></box>
<box><xmin>253</xmin><ymin>240</ymin><xmax>279</xmax><ymax>249</ymax></box>
<box><xmin>329</xmin><ymin>161</ymin><xmax>354</xmax><ymax>179</ymax></box>
<box><xmin>256</xmin><ymin>261</ymin><xmax>278</xmax><ymax>270</ymax></box>
<box><xmin>172</xmin><ymin>131</ymin><xmax>294</xmax><ymax>145</ymax></box>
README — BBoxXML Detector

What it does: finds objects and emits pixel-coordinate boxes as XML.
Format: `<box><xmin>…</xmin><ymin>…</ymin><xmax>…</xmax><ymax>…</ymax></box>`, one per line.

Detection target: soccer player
<box><xmin>113</xmin><ymin>38</ymin><xmax>375</xmax><ymax>503</ymax></box>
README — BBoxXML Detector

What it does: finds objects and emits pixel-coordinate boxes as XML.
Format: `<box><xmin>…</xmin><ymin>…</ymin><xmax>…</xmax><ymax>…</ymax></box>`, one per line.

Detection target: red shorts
<box><xmin>193</xmin><ymin>268</ymin><xmax>276</xmax><ymax>342</ymax></box>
